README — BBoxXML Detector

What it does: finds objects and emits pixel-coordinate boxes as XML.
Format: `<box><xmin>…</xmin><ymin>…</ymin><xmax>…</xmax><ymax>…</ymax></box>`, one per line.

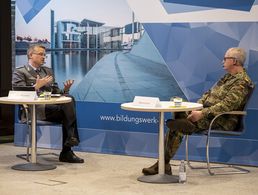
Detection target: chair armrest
<box><xmin>208</xmin><ymin>111</ymin><xmax>246</xmax><ymax>133</ymax></box>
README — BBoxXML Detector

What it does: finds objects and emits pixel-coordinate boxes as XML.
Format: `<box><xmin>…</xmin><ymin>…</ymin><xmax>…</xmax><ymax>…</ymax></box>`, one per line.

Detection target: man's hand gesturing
<box><xmin>34</xmin><ymin>75</ymin><xmax>53</xmax><ymax>90</ymax></box>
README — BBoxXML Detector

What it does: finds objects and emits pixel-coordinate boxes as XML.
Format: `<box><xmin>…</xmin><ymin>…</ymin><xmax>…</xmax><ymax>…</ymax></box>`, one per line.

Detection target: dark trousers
<box><xmin>44</xmin><ymin>95</ymin><xmax>79</xmax><ymax>151</ymax></box>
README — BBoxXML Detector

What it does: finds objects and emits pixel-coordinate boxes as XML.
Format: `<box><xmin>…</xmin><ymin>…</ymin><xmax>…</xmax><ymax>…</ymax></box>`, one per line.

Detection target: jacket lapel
<box><xmin>24</xmin><ymin>64</ymin><xmax>38</xmax><ymax>78</ymax></box>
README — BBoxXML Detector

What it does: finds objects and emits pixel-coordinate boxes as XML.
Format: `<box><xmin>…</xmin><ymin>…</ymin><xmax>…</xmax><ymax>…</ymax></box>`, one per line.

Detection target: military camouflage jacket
<box><xmin>196</xmin><ymin>69</ymin><xmax>253</xmax><ymax>131</ymax></box>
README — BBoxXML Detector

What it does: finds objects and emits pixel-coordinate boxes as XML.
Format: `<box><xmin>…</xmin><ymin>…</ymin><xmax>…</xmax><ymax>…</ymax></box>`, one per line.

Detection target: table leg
<box><xmin>31</xmin><ymin>104</ymin><xmax>37</xmax><ymax>163</ymax></box>
<box><xmin>137</xmin><ymin>112</ymin><xmax>178</xmax><ymax>183</ymax></box>
<box><xmin>12</xmin><ymin>105</ymin><xmax>56</xmax><ymax>171</ymax></box>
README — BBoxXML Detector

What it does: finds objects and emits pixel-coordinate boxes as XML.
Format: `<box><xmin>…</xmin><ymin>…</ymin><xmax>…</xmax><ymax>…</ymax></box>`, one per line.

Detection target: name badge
<box><xmin>133</xmin><ymin>96</ymin><xmax>160</xmax><ymax>107</ymax></box>
<box><xmin>8</xmin><ymin>91</ymin><xmax>38</xmax><ymax>100</ymax></box>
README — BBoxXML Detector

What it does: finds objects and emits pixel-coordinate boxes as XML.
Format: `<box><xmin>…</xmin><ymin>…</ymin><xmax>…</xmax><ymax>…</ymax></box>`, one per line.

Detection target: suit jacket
<box><xmin>12</xmin><ymin>64</ymin><xmax>62</xmax><ymax>94</ymax></box>
<box><xmin>12</xmin><ymin>64</ymin><xmax>63</xmax><ymax>120</ymax></box>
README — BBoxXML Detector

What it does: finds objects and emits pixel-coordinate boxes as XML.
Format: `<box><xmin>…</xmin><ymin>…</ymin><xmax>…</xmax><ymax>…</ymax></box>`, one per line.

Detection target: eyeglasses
<box><xmin>33</xmin><ymin>52</ymin><xmax>47</xmax><ymax>58</ymax></box>
<box><xmin>223</xmin><ymin>57</ymin><xmax>235</xmax><ymax>61</ymax></box>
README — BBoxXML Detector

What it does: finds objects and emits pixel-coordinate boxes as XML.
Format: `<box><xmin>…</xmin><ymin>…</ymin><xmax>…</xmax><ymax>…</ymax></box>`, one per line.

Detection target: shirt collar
<box><xmin>28</xmin><ymin>63</ymin><xmax>40</xmax><ymax>71</ymax></box>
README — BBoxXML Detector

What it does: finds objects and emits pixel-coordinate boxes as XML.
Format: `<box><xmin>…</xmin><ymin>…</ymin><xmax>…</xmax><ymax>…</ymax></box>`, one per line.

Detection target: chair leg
<box><xmin>26</xmin><ymin>146</ymin><xmax>30</xmax><ymax>161</ymax></box>
<box><xmin>184</xmin><ymin>133</ymin><xmax>250</xmax><ymax>175</ymax></box>
<box><xmin>206</xmin><ymin>134</ymin><xmax>214</xmax><ymax>175</ymax></box>
<box><xmin>26</xmin><ymin>124</ymin><xmax>32</xmax><ymax>162</ymax></box>
<box><xmin>185</xmin><ymin>134</ymin><xmax>192</xmax><ymax>168</ymax></box>
<box><xmin>205</xmin><ymin>135</ymin><xmax>249</xmax><ymax>175</ymax></box>
<box><xmin>16</xmin><ymin>124</ymin><xmax>59</xmax><ymax>161</ymax></box>
<box><xmin>16</xmin><ymin>124</ymin><xmax>31</xmax><ymax>162</ymax></box>
<box><xmin>186</xmin><ymin>134</ymin><xmax>207</xmax><ymax>170</ymax></box>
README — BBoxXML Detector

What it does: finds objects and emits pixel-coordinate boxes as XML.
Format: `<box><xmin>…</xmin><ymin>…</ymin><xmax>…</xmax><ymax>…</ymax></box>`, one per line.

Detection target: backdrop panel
<box><xmin>14</xmin><ymin>0</ymin><xmax>258</xmax><ymax>166</ymax></box>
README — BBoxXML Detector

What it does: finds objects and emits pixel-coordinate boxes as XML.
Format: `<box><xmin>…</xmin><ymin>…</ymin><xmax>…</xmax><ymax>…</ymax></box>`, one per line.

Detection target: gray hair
<box><xmin>27</xmin><ymin>44</ymin><xmax>46</xmax><ymax>59</ymax></box>
<box><xmin>227</xmin><ymin>47</ymin><xmax>246</xmax><ymax>66</ymax></box>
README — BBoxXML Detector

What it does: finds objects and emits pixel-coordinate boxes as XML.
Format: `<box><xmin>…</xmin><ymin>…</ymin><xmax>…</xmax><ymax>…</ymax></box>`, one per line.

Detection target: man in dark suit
<box><xmin>12</xmin><ymin>44</ymin><xmax>84</xmax><ymax>163</ymax></box>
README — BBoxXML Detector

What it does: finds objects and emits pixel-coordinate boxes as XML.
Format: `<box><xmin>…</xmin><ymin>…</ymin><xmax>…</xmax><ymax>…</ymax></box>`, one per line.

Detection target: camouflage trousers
<box><xmin>164</xmin><ymin>112</ymin><xmax>200</xmax><ymax>164</ymax></box>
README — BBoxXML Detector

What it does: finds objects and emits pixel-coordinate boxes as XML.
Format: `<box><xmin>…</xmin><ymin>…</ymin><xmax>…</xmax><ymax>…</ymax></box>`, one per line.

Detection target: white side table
<box><xmin>0</xmin><ymin>96</ymin><xmax>72</xmax><ymax>171</ymax></box>
<box><xmin>121</xmin><ymin>101</ymin><xmax>203</xmax><ymax>183</ymax></box>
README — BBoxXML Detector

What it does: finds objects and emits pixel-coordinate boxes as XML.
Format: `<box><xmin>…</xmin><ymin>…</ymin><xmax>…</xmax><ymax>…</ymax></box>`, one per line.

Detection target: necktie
<box><xmin>35</xmin><ymin>69</ymin><xmax>45</xmax><ymax>78</ymax></box>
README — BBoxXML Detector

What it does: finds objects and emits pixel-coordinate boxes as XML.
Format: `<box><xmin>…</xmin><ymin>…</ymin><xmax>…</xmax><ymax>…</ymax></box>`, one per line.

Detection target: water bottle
<box><xmin>178</xmin><ymin>160</ymin><xmax>186</xmax><ymax>183</ymax></box>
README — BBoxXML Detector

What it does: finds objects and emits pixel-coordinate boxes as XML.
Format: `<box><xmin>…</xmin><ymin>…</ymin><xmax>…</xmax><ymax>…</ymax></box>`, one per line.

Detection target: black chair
<box><xmin>185</xmin><ymin>83</ymin><xmax>255</xmax><ymax>175</ymax></box>
<box><xmin>17</xmin><ymin>104</ymin><xmax>60</xmax><ymax>162</ymax></box>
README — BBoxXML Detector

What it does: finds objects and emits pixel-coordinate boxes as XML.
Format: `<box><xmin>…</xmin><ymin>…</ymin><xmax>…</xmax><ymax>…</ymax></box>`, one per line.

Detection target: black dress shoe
<box><xmin>64</xmin><ymin>137</ymin><xmax>79</xmax><ymax>147</ymax></box>
<box><xmin>59</xmin><ymin>151</ymin><xmax>84</xmax><ymax>163</ymax></box>
<box><xmin>142</xmin><ymin>161</ymin><xmax>172</xmax><ymax>175</ymax></box>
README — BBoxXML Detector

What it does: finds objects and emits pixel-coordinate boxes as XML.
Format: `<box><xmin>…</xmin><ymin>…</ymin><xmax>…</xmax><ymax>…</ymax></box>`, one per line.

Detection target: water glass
<box><xmin>173</xmin><ymin>97</ymin><xmax>182</xmax><ymax>107</ymax></box>
<box><xmin>44</xmin><ymin>91</ymin><xmax>52</xmax><ymax>100</ymax></box>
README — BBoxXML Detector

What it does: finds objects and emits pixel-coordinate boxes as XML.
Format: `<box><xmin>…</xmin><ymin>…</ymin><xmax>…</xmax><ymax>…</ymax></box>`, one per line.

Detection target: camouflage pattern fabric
<box><xmin>197</xmin><ymin>69</ymin><xmax>253</xmax><ymax>131</ymax></box>
<box><xmin>164</xmin><ymin>69</ymin><xmax>253</xmax><ymax>161</ymax></box>
<box><xmin>165</xmin><ymin>130</ymin><xmax>184</xmax><ymax>164</ymax></box>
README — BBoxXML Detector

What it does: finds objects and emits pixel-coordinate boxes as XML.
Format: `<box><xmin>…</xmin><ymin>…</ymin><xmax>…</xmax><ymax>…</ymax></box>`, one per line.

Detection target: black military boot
<box><xmin>142</xmin><ymin>161</ymin><xmax>172</xmax><ymax>175</ymax></box>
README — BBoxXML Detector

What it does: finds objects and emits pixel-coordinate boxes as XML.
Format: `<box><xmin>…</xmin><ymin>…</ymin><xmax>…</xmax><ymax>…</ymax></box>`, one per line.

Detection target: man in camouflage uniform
<box><xmin>142</xmin><ymin>47</ymin><xmax>254</xmax><ymax>175</ymax></box>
